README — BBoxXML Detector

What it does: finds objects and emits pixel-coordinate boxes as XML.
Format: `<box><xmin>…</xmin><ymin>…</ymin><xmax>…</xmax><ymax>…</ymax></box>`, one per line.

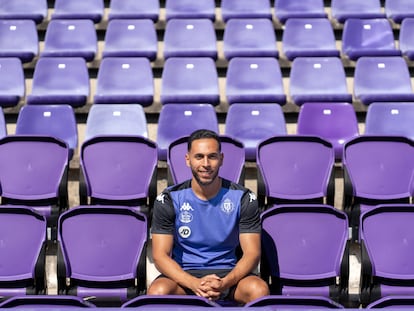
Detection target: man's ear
<box><xmin>219</xmin><ymin>152</ymin><xmax>224</xmax><ymax>167</ymax></box>
<box><xmin>185</xmin><ymin>152</ymin><xmax>190</xmax><ymax>167</ymax></box>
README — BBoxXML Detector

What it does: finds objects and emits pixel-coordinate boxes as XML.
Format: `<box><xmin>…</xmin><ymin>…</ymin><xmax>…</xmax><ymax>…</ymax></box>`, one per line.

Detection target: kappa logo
<box><xmin>180</xmin><ymin>202</ymin><xmax>194</xmax><ymax>211</ymax></box>
<box><xmin>178</xmin><ymin>225</ymin><xmax>191</xmax><ymax>238</ymax></box>
<box><xmin>156</xmin><ymin>193</ymin><xmax>166</xmax><ymax>204</ymax></box>
<box><xmin>249</xmin><ymin>192</ymin><xmax>257</xmax><ymax>202</ymax></box>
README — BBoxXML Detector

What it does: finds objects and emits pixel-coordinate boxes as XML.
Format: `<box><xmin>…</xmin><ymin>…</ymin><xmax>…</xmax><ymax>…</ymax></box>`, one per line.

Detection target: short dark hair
<box><xmin>187</xmin><ymin>129</ymin><xmax>221</xmax><ymax>152</ymax></box>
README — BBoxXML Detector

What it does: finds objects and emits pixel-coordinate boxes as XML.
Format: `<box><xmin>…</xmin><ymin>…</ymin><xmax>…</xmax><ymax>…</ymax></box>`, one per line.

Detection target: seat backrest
<box><xmin>274</xmin><ymin>0</ymin><xmax>327</xmax><ymax>23</ymax></box>
<box><xmin>256</xmin><ymin>136</ymin><xmax>335</xmax><ymax>205</ymax></box>
<box><xmin>365</xmin><ymin>102</ymin><xmax>414</xmax><ymax>140</ymax></box>
<box><xmin>246</xmin><ymin>295</ymin><xmax>344</xmax><ymax>308</ymax></box>
<box><xmin>0</xmin><ymin>57</ymin><xmax>25</xmax><ymax>107</ymax></box>
<box><xmin>0</xmin><ymin>295</ymin><xmax>96</xmax><ymax>308</ymax></box>
<box><xmin>165</xmin><ymin>0</ymin><xmax>216</xmax><ymax>21</ymax></box>
<box><xmin>399</xmin><ymin>18</ymin><xmax>414</xmax><ymax>60</ymax></box>
<box><xmin>80</xmin><ymin>135</ymin><xmax>157</xmax><ymax>205</ymax></box>
<box><xmin>108</xmin><ymin>0</ymin><xmax>159</xmax><ymax>22</ymax></box>
<box><xmin>260</xmin><ymin>204</ymin><xmax>349</xmax><ymax>298</ymax></box>
<box><xmin>289</xmin><ymin>57</ymin><xmax>352</xmax><ymax>106</ymax></box>
<box><xmin>156</xmin><ymin>103</ymin><xmax>219</xmax><ymax>161</ymax></box>
<box><xmin>0</xmin><ymin>206</ymin><xmax>46</xmax><ymax>297</ymax></box>
<box><xmin>297</xmin><ymin>102</ymin><xmax>359</xmax><ymax>160</ymax></box>
<box><xmin>0</xmin><ymin>0</ymin><xmax>47</xmax><ymax>23</ymax></box>
<box><xmin>367</xmin><ymin>295</ymin><xmax>414</xmax><ymax>308</ymax></box>
<box><xmin>122</xmin><ymin>295</ymin><xmax>220</xmax><ymax>307</ymax></box>
<box><xmin>57</xmin><ymin>206</ymin><xmax>147</xmax><ymax>305</ymax></box>
<box><xmin>331</xmin><ymin>0</ymin><xmax>385</xmax><ymax>23</ymax></box>
<box><xmin>85</xmin><ymin>104</ymin><xmax>148</xmax><ymax>141</ymax></box>
<box><xmin>167</xmin><ymin>135</ymin><xmax>245</xmax><ymax>185</ymax></box>
<box><xmin>220</xmin><ymin>0</ymin><xmax>272</xmax><ymax>22</ymax></box>
<box><xmin>225</xmin><ymin>103</ymin><xmax>287</xmax><ymax>161</ymax></box>
<box><xmin>51</xmin><ymin>0</ymin><xmax>104</xmax><ymax>23</ymax></box>
<box><xmin>385</xmin><ymin>0</ymin><xmax>414</xmax><ymax>23</ymax></box>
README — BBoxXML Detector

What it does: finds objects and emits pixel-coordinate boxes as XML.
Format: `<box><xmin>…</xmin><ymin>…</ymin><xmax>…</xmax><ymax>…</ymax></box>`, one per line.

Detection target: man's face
<box><xmin>186</xmin><ymin>138</ymin><xmax>223</xmax><ymax>186</ymax></box>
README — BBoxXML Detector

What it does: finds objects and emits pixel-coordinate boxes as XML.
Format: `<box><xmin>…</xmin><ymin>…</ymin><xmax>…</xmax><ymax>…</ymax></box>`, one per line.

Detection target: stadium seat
<box><xmin>367</xmin><ymin>295</ymin><xmax>414</xmax><ymax>308</ymax></box>
<box><xmin>331</xmin><ymin>0</ymin><xmax>385</xmax><ymax>23</ymax></box>
<box><xmin>399</xmin><ymin>18</ymin><xmax>414</xmax><ymax>60</ymax></box>
<box><xmin>85</xmin><ymin>104</ymin><xmax>148</xmax><ymax>141</ymax></box>
<box><xmin>0</xmin><ymin>295</ymin><xmax>96</xmax><ymax>308</ymax></box>
<box><xmin>51</xmin><ymin>0</ymin><xmax>104</xmax><ymax>23</ymax></box>
<box><xmin>274</xmin><ymin>0</ymin><xmax>327</xmax><ymax>24</ymax></box>
<box><xmin>224</xmin><ymin>103</ymin><xmax>287</xmax><ymax>161</ymax></box>
<box><xmin>165</xmin><ymin>0</ymin><xmax>215</xmax><ymax>21</ymax></box>
<box><xmin>16</xmin><ymin>105</ymin><xmax>78</xmax><ymax>160</ymax></box>
<box><xmin>0</xmin><ymin>0</ymin><xmax>47</xmax><ymax>24</ymax></box>
<box><xmin>0</xmin><ymin>57</ymin><xmax>25</xmax><ymax>108</ymax></box>
<box><xmin>223</xmin><ymin>18</ymin><xmax>278</xmax><ymax>60</ymax></box>
<box><xmin>246</xmin><ymin>295</ymin><xmax>344</xmax><ymax>308</ymax></box>
<box><xmin>163</xmin><ymin>18</ymin><xmax>217</xmax><ymax>59</ymax></box>
<box><xmin>220</xmin><ymin>0</ymin><xmax>271</xmax><ymax>22</ymax></box>
<box><xmin>94</xmin><ymin>57</ymin><xmax>154</xmax><ymax>106</ymax></box>
<box><xmin>167</xmin><ymin>135</ymin><xmax>245</xmax><ymax>185</ymax></box>
<box><xmin>260</xmin><ymin>204</ymin><xmax>349</xmax><ymax>305</ymax></box>
<box><xmin>0</xmin><ymin>206</ymin><xmax>47</xmax><ymax>299</ymax></box>
<box><xmin>385</xmin><ymin>0</ymin><xmax>414</xmax><ymax>24</ymax></box>
<box><xmin>41</xmin><ymin>19</ymin><xmax>97</xmax><ymax>62</ymax></box>
<box><xmin>156</xmin><ymin>104</ymin><xmax>219</xmax><ymax>161</ymax></box>
<box><xmin>79</xmin><ymin>136</ymin><xmax>157</xmax><ymax>214</ymax></box>
<box><xmin>365</xmin><ymin>102</ymin><xmax>414</xmax><ymax>140</ymax></box>
<box><xmin>342</xmin><ymin>18</ymin><xmax>400</xmax><ymax>61</ymax></box>
<box><xmin>282</xmin><ymin>18</ymin><xmax>339</xmax><ymax>60</ymax></box>
<box><xmin>108</xmin><ymin>0</ymin><xmax>159</xmax><ymax>22</ymax></box>
<box><xmin>102</xmin><ymin>19</ymin><xmax>157</xmax><ymax>61</ymax></box>
<box><xmin>160</xmin><ymin>57</ymin><xmax>219</xmax><ymax>105</ymax></box>
<box><xmin>360</xmin><ymin>205</ymin><xmax>414</xmax><ymax>306</ymax></box>
<box><xmin>57</xmin><ymin>206</ymin><xmax>147</xmax><ymax>307</ymax></box>
<box><xmin>27</xmin><ymin>57</ymin><xmax>90</xmax><ymax>107</ymax></box>
<box><xmin>122</xmin><ymin>295</ymin><xmax>220</xmax><ymax>307</ymax></box>
<box><xmin>297</xmin><ymin>102</ymin><xmax>359</xmax><ymax>160</ymax></box>
<box><xmin>0</xmin><ymin>136</ymin><xmax>69</xmax><ymax>238</ymax></box>
<box><xmin>256</xmin><ymin>136</ymin><xmax>335</xmax><ymax>208</ymax></box>
<box><xmin>0</xmin><ymin>109</ymin><xmax>6</xmax><ymax>138</ymax></box>
<box><xmin>0</xmin><ymin>19</ymin><xmax>38</xmax><ymax>63</ymax></box>
<box><xmin>353</xmin><ymin>56</ymin><xmax>414</xmax><ymax>105</ymax></box>
<box><xmin>342</xmin><ymin>136</ymin><xmax>414</xmax><ymax>240</ymax></box>
<box><xmin>289</xmin><ymin>57</ymin><xmax>352</xmax><ymax>106</ymax></box>
<box><xmin>225</xmin><ymin>57</ymin><xmax>286</xmax><ymax>105</ymax></box>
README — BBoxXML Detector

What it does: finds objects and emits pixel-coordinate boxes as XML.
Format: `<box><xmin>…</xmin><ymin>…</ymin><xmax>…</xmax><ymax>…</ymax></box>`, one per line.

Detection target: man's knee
<box><xmin>235</xmin><ymin>276</ymin><xmax>269</xmax><ymax>304</ymax></box>
<box><xmin>147</xmin><ymin>278</ymin><xmax>184</xmax><ymax>295</ymax></box>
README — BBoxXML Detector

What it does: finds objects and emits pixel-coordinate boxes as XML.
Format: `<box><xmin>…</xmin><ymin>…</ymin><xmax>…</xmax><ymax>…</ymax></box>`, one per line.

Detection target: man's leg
<box><xmin>147</xmin><ymin>276</ymin><xmax>188</xmax><ymax>295</ymax></box>
<box><xmin>233</xmin><ymin>275</ymin><xmax>269</xmax><ymax>304</ymax></box>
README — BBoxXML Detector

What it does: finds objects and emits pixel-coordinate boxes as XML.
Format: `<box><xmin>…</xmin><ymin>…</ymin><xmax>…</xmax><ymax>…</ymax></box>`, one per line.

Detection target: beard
<box><xmin>191</xmin><ymin>167</ymin><xmax>220</xmax><ymax>186</ymax></box>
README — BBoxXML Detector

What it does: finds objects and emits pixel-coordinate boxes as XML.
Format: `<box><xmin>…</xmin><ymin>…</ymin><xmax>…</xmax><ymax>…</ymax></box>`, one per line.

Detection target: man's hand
<box><xmin>198</xmin><ymin>274</ymin><xmax>225</xmax><ymax>300</ymax></box>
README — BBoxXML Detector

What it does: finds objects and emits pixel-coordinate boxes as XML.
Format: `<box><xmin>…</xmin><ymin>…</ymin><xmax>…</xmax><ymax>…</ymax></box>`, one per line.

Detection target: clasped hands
<box><xmin>192</xmin><ymin>274</ymin><xmax>226</xmax><ymax>301</ymax></box>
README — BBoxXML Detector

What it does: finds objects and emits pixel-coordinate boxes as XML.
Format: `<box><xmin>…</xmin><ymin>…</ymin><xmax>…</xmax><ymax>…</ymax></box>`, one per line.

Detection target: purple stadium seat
<box><xmin>342</xmin><ymin>136</ymin><xmax>414</xmax><ymax>240</ymax></box>
<box><xmin>282</xmin><ymin>18</ymin><xmax>339</xmax><ymax>60</ymax></box>
<box><xmin>160</xmin><ymin>57</ymin><xmax>219</xmax><ymax>105</ymax></box>
<box><xmin>94</xmin><ymin>57</ymin><xmax>154</xmax><ymax>106</ymax></box>
<box><xmin>16</xmin><ymin>105</ymin><xmax>78</xmax><ymax>160</ymax></box>
<box><xmin>79</xmin><ymin>136</ymin><xmax>157</xmax><ymax>213</ymax></box>
<box><xmin>0</xmin><ymin>136</ymin><xmax>69</xmax><ymax>236</ymax></box>
<box><xmin>102</xmin><ymin>19</ymin><xmax>157</xmax><ymax>61</ymax></box>
<box><xmin>156</xmin><ymin>104</ymin><xmax>219</xmax><ymax>161</ymax></box>
<box><xmin>354</xmin><ymin>56</ymin><xmax>414</xmax><ymax>105</ymax></box>
<box><xmin>365</xmin><ymin>102</ymin><xmax>414</xmax><ymax>140</ymax></box>
<box><xmin>0</xmin><ymin>295</ymin><xmax>96</xmax><ymax>308</ymax></box>
<box><xmin>167</xmin><ymin>135</ymin><xmax>245</xmax><ymax>185</ymax></box>
<box><xmin>367</xmin><ymin>295</ymin><xmax>414</xmax><ymax>308</ymax></box>
<box><xmin>246</xmin><ymin>295</ymin><xmax>344</xmax><ymax>308</ymax></box>
<box><xmin>260</xmin><ymin>204</ymin><xmax>349</xmax><ymax>304</ymax></box>
<box><xmin>0</xmin><ymin>19</ymin><xmax>38</xmax><ymax>63</ymax></box>
<box><xmin>85</xmin><ymin>104</ymin><xmax>148</xmax><ymax>141</ymax></box>
<box><xmin>0</xmin><ymin>0</ymin><xmax>47</xmax><ymax>24</ymax></box>
<box><xmin>57</xmin><ymin>206</ymin><xmax>147</xmax><ymax>307</ymax></box>
<box><xmin>122</xmin><ymin>295</ymin><xmax>220</xmax><ymax>307</ymax></box>
<box><xmin>399</xmin><ymin>18</ymin><xmax>414</xmax><ymax>61</ymax></box>
<box><xmin>220</xmin><ymin>0</ymin><xmax>272</xmax><ymax>23</ymax></box>
<box><xmin>360</xmin><ymin>205</ymin><xmax>414</xmax><ymax>306</ymax></box>
<box><xmin>223</xmin><ymin>18</ymin><xmax>278</xmax><ymax>60</ymax></box>
<box><xmin>256</xmin><ymin>136</ymin><xmax>335</xmax><ymax>208</ymax></box>
<box><xmin>27</xmin><ymin>57</ymin><xmax>90</xmax><ymax>107</ymax></box>
<box><xmin>41</xmin><ymin>19</ymin><xmax>97</xmax><ymax>62</ymax></box>
<box><xmin>385</xmin><ymin>0</ymin><xmax>414</xmax><ymax>24</ymax></box>
<box><xmin>51</xmin><ymin>0</ymin><xmax>104</xmax><ymax>23</ymax></box>
<box><xmin>297</xmin><ymin>102</ymin><xmax>359</xmax><ymax>160</ymax></box>
<box><xmin>165</xmin><ymin>0</ymin><xmax>215</xmax><ymax>21</ymax></box>
<box><xmin>0</xmin><ymin>57</ymin><xmax>25</xmax><ymax>108</ymax></box>
<box><xmin>289</xmin><ymin>57</ymin><xmax>352</xmax><ymax>106</ymax></box>
<box><xmin>225</xmin><ymin>57</ymin><xmax>286</xmax><ymax>105</ymax></box>
<box><xmin>342</xmin><ymin>18</ymin><xmax>400</xmax><ymax>61</ymax></box>
<box><xmin>108</xmin><ymin>0</ymin><xmax>159</xmax><ymax>22</ymax></box>
<box><xmin>163</xmin><ymin>19</ymin><xmax>217</xmax><ymax>59</ymax></box>
<box><xmin>331</xmin><ymin>0</ymin><xmax>385</xmax><ymax>23</ymax></box>
<box><xmin>0</xmin><ymin>206</ymin><xmax>47</xmax><ymax>299</ymax></box>
<box><xmin>224</xmin><ymin>103</ymin><xmax>287</xmax><ymax>161</ymax></box>
<box><xmin>274</xmin><ymin>0</ymin><xmax>327</xmax><ymax>24</ymax></box>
